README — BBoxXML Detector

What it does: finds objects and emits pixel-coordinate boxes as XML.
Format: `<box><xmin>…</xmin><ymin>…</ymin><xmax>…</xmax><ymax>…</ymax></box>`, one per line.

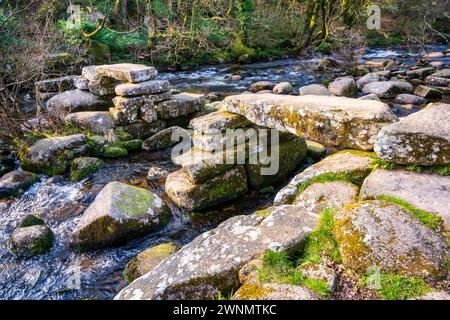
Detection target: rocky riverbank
<box><xmin>1</xmin><ymin>47</ymin><xmax>449</xmax><ymax>300</ymax></box>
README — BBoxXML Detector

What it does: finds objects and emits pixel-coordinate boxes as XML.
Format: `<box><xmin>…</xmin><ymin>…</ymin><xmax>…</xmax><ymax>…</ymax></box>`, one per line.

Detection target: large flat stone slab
<box><xmin>374</xmin><ymin>103</ymin><xmax>450</xmax><ymax>165</ymax></box>
<box><xmin>115</xmin><ymin>80</ymin><xmax>170</xmax><ymax>96</ymax></box>
<box><xmin>360</xmin><ymin>169</ymin><xmax>450</xmax><ymax>229</ymax></box>
<box><xmin>95</xmin><ymin>64</ymin><xmax>157</xmax><ymax>83</ymax></box>
<box><xmin>65</xmin><ymin>111</ymin><xmax>114</xmax><ymax>134</ymax></box>
<box><xmin>46</xmin><ymin>90</ymin><xmax>112</xmax><ymax>116</ymax></box>
<box><xmin>222</xmin><ymin>94</ymin><xmax>398</xmax><ymax>150</ymax></box>
<box><xmin>115</xmin><ymin>204</ymin><xmax>320</xmax><ymax>300</ymax></box>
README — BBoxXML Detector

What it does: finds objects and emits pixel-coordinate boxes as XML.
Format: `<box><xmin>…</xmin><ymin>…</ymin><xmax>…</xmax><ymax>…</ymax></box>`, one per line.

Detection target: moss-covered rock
<box><xmin>0</xmin><ymin>170</ymin><xmax>39</xmax><ymax>199</ymax></box>
<box><xmin>165</xmin><ymin>166</ymin><xmax>248</xmax><ymax>211</ymax></box>
<box><xmin>70</xmin><ymin>181</ymin><xmax>171</xmax><ymax>251</ymax></box>
<box><xmin>102</xmin><ymin>146</ymin><xmax>128</xmax><ymax>158</ymax></box>
<box><xmin>142</xmin><ymin>126</ymin><xmax>188</xmax><ymax>151</ymax></box>
<box><xmin>222</xmin><ymin>93</ymin><xmax>398</xmax><ymax>151</ymax></box>
<box><xmin>70</xmin><ymin>157</ymin><xmax>105</xmax><ymax>181</ymax></box>
<box><xmin>20</xmin><ymin>134</ymin><xmax>88</xmax><ymax>176</ymax></box>
<box><xmin>19</xmin><ymin>214</ymin><xmax>45</xmax><ymax>228</ymax></box>
<box><xmin>124</xmin><ymin>242</ymin><xmax>180</xmax><ymax>282</ymax></box>
<box><xmin>7</xmin><ymin>225</ymin><xmax>53</xmax><ymax>258</ymax></box>
<box><xmin>333</xmin><ymin>200</ymin><xmax>450</xmax><ymax>277</ymax></box>
<box><xmin>121</xmin><ymin>139</ymin><xmax>143</xmax><ymax>151</ymax></box>
<box><xmin>245</xmin><ymin>136</ymin><xmax>307</xmax><ymax>189</ymax></box>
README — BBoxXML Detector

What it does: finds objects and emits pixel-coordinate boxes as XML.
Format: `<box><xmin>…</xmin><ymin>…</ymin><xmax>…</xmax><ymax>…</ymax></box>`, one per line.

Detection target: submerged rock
<box><xmin>70</xmin><ymin>157</ymin><xmax>105</xmax><ymax>181</ymax></box>
<box><xmin>374</xmin><ymin>103</ymin><xmax>450</xmax><ymax>166</ymax></box>
<box><xmin>70</xmin><ymin>182</ymin><xmax>171</xmax><ymax>251</ymax></box>
<box><xmin>223</xmin><ymin>94</ymin><xmax>398</xmax><ymax>151</ymax></box>
<box><xmin>115</xmin><ymin>205</ymin><xmax>320</xmax><ymax>300</ymax></box>
<box><xmin>334</xmin><ymin>200</ymin><xmax>449</xmax><ymax>277</ymax></box>
<box><xmin>124</xmin><ymin>242</ymin><xmax>180</xmax><ymax>282</ymax></box>
<box><xmin>8</xmin><ymin>225</ymin><xmax>53</xmax><ymax>258</ymax></box>
<box><xmin>20</xmin><ymin>134</ymin><xmax>88</xmax><ymax>176</ymax></box>
<box><xmin>0</xmin><ymin>170</ymin><xmax>39</xmax><ymax>199</ymax></box>
<box><xmin>274</xmin><ymin>150</ymin><xmax>374</xmax><ymax>205</ymax></box>
<box><xmin>360</xmin><ymin>169</ymin><xmax>450</xmax><ymax>229</ymax></box>
<box><xmin>165</xmin><ymin>166</ymin><xmax>248</xmax><ymax>211</ymax></box>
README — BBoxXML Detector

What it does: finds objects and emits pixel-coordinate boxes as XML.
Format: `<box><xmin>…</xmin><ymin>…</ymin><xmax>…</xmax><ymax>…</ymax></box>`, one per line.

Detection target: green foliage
<box><xmin>362</xmin><ymin>273</ymin><xmax>431</xmax><ymax>300</ymax></box>
<box><xmin>377</xmin><ymin>195</ymin><xmax>444</xmax><ymax>230</ymax></box>
<box><xmin>257</xmin><ymin>208</ymin><xmax>340</xmax><ymax>297</ymax></box>
<box><xmin>299</xmin><ymin>208</ymin><xmax>341</xmax><ymax>264</ymax></box>
<box><xmin>258</xmin><ymin>250</ymin><xmax>331</xmax><ymax>297</ymax></box>
<box><xmin>366</xmin><ymin>30</ymin><xmax>403</xmax><ymax>47</ymax></box>
<box><xmin>317</xmin><ymin>41</ymin><xmax>334</xmax><ymax>54</ymax></box>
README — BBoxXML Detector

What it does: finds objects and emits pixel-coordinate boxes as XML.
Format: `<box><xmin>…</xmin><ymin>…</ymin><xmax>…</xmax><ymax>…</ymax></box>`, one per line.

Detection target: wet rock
<box><xmin>19</xmin><ymin>214</ymin><xmax>44</xmax><ymax>228</ymax></box>
<box><xmin>406</xmin><ymin>67</ymin><xmax>435</xmax><ymax>79</ymax></box>
<box><xmin>65</xmin><ymin>111</ymin><xmax>114</xmax><ymax>134</ymax></box>
<box><xmin>394</xmin><ymin>94</ymin><xmax>427</xmax><ymax>105</ymax></box>
<box><xmin>249</xmin><ymin>81</ymin><xmax>276</xmax><ymax>93</ymax></box>
<box><xmin>8</xmin><ymin>225</ymin><xmax>53</xmax><ymax>258</ymax></box>
<box><xmin>165</xmin><ymin>166</ymin><xmax>248</xmax><ymax>211</ymax></box>
<box><xmin>46</xmin><ymin>90</ymin><xmax>112</xmax><ymax>117</ymax></box>
<box><xmin>413</xmin><ymin>85</ymin><xmax>442</xmax><ymax>99</ymax></box>
<box><xmin>299</xmin><ymin>84</ymin><xmax>333</xmax><ymax>96</ymax></box>
<box><xmin>225</xmin><ymin>74</ymin><xmax>243</xmax><ymax>81</ymax></box>
<box><xmin>306</xmin><ymin>140</ymin><xmax>326</xmax><ymax>160</ymax></box>
<box><xmin>70</xmin><ymin>181</ymin><xmax>171</xmax><ymax>251</ymax></box>
<box><xmin>272</xmin><ymin>82</ymin><xmax>293</xmax><ymax>95</ymax></box>
<box><xmin>102</xmin><ymin>146</ymin><xmax>128</xmax><ymax>158</ymax></box>
<box><xmin>432</xmin><ymin>69</ymin><xmax>450</xmax><ymax>79</ymax></box>
<box><xmin>356</xmin><ymin>73</ymin><xmax>380</xmax><ymax>90</ymax></box>
<box><xmin>374</xmin><ymin>103</ymin><xmax>450</xmax><ymax>166</ymax></box>
<box><xmin>334</xmin><ymin>200</ymin><xmax>449</xmax><ymax>277</ymax></box>
<box><xmin>115</xmin><ymin>80</ymin><xmax>170</xmax><ymax>96</ymax></box>
<box><xmin>293</xmin><ymin>181</ymin><xmax>359</xmax><ymax>214</ymax></box>
<box><xmin>329</xmin><ymin>78</ymin><xmax>357</xmax><ymax>97</ymax></box>
<box><xmin>423</xmin><ymin>52</ymin><xmax>444</xmax><ymax>59</ymax></box>
<box><xmin>147</xmin><ymin>166</ymin><xmax>170</xmax><ymax>181</ymax></box>
<box><xmin>274</xmin><ymin>150</ymin><xmax>374</xmax><ymax>205</ymax></box>
<box><xmin>142</xmin><ymin>126</ymin><xmax>188</xmax><ymax>151</ymax></box>
<box><xmin>70</xmin><ymin>157</ymin><xmax>105</xmax><ymax>181</ymax></box>
<box><xmin>425</xmin><ymin>76</ymin><xmax>450</xmax><ymax>87</ymax></box>
<box><xmin>20</xmin><ymin>134</ymin><xmax>88</xmax><ymax>176</ymax></box>
<box><xmin>119</xmin><ymin>120</ymin><xmax>167</xmax><ymax>139</ymax></box>
<box><xmin>246</xmin><ymin>136</ymin><xmax>307</xmax><ymax>189</ymax></box>
<box><xmin>358</xmin><ymin>94</ymin><xmax>381</xmax><ymax>101</ymax></box>
<box><xmin>94</xmin><ymin>64</ymin><xmax>158</xmax><ymax>83</ymax></box>
<box><xmin>155</xmin><ymin>93</ymin><xmax>204</xmax><ymax>120</ymax></box>
<box><xmin>115</xmin><ymin>204</ymin><xmax>320</xmax><ymax>300</ymax></box>
<box><xmin>0</xmin><ymin>155</ymin><xmax>14</xmax><ymax>177</ymax></box>
<box><xmin>318</xmin><ymin>57</ymin><xmax>341</xmax><ymax>69</ymax></box>
<box><xmin>35</xmin><ymin>76</ymin><xmax>75</xmax><ymax>93</ymax></box>
<box><xmin>0</xmin><ymin>170</ymin><xmax>39</xmax><ymax>199</ymax></box>
<box><xmin>360</xmin><ymin>169</ymin><xmax>450</xmax><ymax>229</ymax></box>
<box><xmin>362</xmin><ymin>81</ymin><xmax>413</xmax><ymax>98</ymax></box>
<box><xmin>223</xmin><ymin>94</ymin><xmax>398</xmax><ymax>150</ymax></box>
<box><xmin>124</xmin><ymin>242</ymin><xmax>180</xmax><ymax>282</ymax></box>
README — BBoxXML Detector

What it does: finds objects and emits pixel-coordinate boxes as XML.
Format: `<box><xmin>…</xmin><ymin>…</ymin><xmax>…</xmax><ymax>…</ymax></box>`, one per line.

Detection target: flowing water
<box><xmin>1</xmin><ymin>46</ymin><xmax>448</xmax><ymax>300</ymax></box>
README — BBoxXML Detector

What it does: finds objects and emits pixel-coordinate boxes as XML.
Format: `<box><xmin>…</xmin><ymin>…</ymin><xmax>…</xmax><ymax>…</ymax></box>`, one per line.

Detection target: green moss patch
<box><xmin>362</xmin><ymin>273</ymin><xmax>432</xmax><ymax>300</ymax></box>
<box><xmin>377</xmin><ymin>195</ymin><xmax>444</xmax><ymax>230</ymax></box>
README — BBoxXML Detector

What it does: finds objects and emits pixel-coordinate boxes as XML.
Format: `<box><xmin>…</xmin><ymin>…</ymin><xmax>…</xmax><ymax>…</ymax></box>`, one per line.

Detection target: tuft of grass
<box><xmin>258</xmin><ymin>250</ymin><xmax>331</xmax><ymax>297</ymax></box>
<box><xmin>256</xmin><ymin>208</ymin><xmax>340</xmax><ymax>297</ymax></box>
<box><xmin>212</xmin><ymin>289</ymin><xmax>235</xmax><ymax>301</ymax></box>
<box><xmin>378</xmin><ymin>195</ymin><xmax>444</xmax><ymax>230</ymax></box>
<box><xmin>370</xmin><ymin>156</ymin><xmax>450</xmax><ymax>176</ymax></box>
<box><xmin>299</xmin><ymin>208</ymin><xmax>341</xmax><ymax>264</ymax></box>
<box><xmin>363</xmin><ymin>273</ymin><xmax>431</xmax><ymax>300</ymax></box>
